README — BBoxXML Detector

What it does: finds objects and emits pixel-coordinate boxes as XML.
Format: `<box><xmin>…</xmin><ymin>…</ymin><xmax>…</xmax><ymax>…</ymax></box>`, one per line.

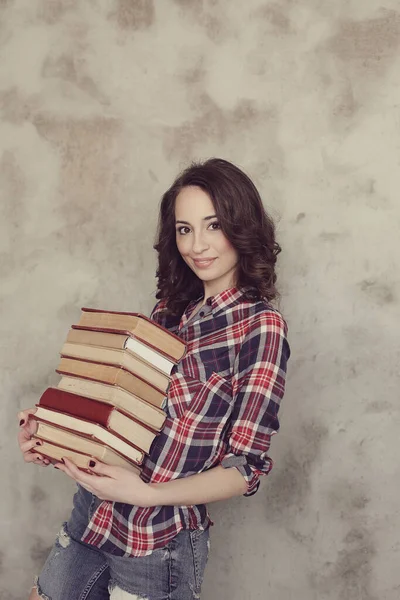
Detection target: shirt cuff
<box><xmin>220</xmin><ymin>454</ymin><xmax>260</xmax><ymax>497</ymax></box>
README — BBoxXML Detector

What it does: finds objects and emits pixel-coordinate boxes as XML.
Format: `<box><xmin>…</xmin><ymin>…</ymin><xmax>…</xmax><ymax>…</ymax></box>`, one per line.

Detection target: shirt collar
<box><xmin>192</xmin><ymin>286</ymin><xmax>251</xmax><ymax>315</ymax></box>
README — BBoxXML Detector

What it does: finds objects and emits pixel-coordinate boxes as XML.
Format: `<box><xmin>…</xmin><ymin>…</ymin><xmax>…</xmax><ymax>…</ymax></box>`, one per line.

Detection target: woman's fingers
<box><xmin>17</xmin><ymin>408</ymin><xmax>49</xmax><ymax>466</ymax></box>
<box><xmin>20</xmin><ymin>437</ymin><xmax>42</xmax><ymax>454</ymax></box>
<box><xmin>17</xmin><ymin>407</ymin><xmax>38</xmax><ymax>428</ymax></box>
<box><xmin>17</xmin><ymin>409</ymin><xmax>38</xmax><ymax>441</ymax></box>
<box><xmin>17</xmin><ymin>414</ymin><xmax>50</xmax><ymax>466</ymax></box>
<box><xmin>25</xmin><ymin>450</ymin><xmax>51</xmax><ymax>466</ymax></box>
<box><xmin>17</xmin><ymin>408</ymin><xmax>39</xmax><ymax>449</ymax></box>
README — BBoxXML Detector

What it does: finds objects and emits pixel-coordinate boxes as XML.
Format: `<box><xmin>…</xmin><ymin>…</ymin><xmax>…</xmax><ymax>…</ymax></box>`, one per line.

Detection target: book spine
<box><xmin>31</xmin><ymin>445</ymin><xmax>93</xmax><ymax>473</ymax></box>
<box><xmin>40</xmin><ymin>387</ymin><xmax>160</xmax><ymax>435</ymax></box>
<box><xmin>56</xmin><ymin>356</ymin><xmax>165</xmax><ymax>396</ymax></box>
<box><xmin>66</xmin><ymin>329</ymin><xmax>128</xmax><ymax>350</ymax></box>
<box><xmin>57</xmin><ymin>375</ymin><xmax>165</xmax><ymax>417</ymax></box>
<box><xmin>80</xmin><ymin>307</ymin><xmax>185</xmax><ymax>345</ymax></box>
<box><xmin>33</xmin><ymin>434</ymin><xmax>142</xmax><ymax>474</ymax></box>
<box><xmin>72</xmin><ymin>325</ymin><xmax>178</xmax><ymax>363</ymax></box>
<box><xmin>39</xmin><ymin>388</ymin><xmax>113</xmax><ymax>428</ymax></box>
<box><xmin>31</xmin><ymin>414</ymin><xmax>145</xmax><ymax>463</ymax></box>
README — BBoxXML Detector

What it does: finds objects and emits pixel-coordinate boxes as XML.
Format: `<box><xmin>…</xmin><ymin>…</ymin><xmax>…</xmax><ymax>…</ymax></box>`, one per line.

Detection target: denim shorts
<box><xmin>35</xmin><ymin>485</ymin><xmax>210</xmax><ymax>600</ymax></box>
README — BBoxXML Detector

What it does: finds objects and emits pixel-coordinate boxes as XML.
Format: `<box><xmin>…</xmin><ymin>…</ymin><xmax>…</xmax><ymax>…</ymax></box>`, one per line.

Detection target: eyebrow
<box><xmin>175</xmin><ymin>214</ymin><xmax>217</xmax><ymax>225</ymax></box>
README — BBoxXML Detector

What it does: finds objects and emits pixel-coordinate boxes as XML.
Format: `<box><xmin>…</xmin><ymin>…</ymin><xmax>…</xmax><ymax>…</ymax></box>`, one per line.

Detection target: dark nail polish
<box><xmin>36</xmin><ymin>441</ymin><xmax>41</xmax><ymax>446</ymax></box>
<box><xmin>19</xmin><ymin>419</ymin><xmax>25</xmax><ymax>426</ymax></box>
<box><xmin>54</xmin><ymin>466</ymin><xmax>59</xmax><ymax>470</ymax></box>
<box><xmin>89</xmin><ymin>460</ymin><xmax>96</xmax><ymax>468</ymax></box>
<box><xmin>60</xmin><ymin>458</ymin><xmax>65</xmax><ymax>464</ymax></box>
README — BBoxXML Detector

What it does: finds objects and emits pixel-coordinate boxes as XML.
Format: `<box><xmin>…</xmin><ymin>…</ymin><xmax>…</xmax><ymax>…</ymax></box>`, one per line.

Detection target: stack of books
<box><xmin>31</xmin><ymin>308</ymin><xmax>186</xmax><ymax>474</ymax></box>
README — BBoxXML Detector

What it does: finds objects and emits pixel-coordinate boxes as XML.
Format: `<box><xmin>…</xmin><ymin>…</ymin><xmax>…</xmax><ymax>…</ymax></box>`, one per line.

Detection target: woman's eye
<box><xmin>209</xmin><ymin>221</ymin><xmax>220</xmax><ymax>230</ymax></box>
<box><xmin>177</xmin><ymin>226</ymin><xmax>190</xmax><ymax>235</ymax></box>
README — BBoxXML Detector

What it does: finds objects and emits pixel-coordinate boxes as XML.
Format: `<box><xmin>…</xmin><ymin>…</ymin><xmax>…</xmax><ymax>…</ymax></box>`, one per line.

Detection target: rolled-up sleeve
<box><xmin>220</xmin><ymin>310</ymin><xmax>290</xmax><ymax>496</ymax></box>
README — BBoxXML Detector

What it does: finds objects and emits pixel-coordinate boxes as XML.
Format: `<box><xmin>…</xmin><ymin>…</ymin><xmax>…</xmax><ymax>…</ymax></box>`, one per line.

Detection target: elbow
<box><xmin>240</xmin><ymin>480</ymin><xmax>249</xmax><ymax>495</ymax></box>
<box><xmin>234</xmin><ymin>469</ymin><xmax>250</xmax><ymax>496</ymax></box>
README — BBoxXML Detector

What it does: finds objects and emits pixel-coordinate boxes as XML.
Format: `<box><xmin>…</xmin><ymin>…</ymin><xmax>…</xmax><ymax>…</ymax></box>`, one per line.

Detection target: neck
<box><xmin>202</xmin><ymin>277</ymin><xmax>237</xmax><ymax>300</ymax></box>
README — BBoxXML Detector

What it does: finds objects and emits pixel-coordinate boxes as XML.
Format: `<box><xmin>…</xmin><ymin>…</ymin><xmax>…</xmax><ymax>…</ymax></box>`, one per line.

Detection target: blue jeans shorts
<box><xmin>34</xmin><ymin>485</ymin><xmax>210</xmax><ymax>600</ymax></box>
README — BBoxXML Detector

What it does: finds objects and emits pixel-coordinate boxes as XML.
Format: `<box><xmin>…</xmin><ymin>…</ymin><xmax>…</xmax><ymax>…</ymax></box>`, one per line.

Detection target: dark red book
<box><xmin>36</xmin><ymin>388</ymin><xmax>156</xmax><ymax>454</ymax></box>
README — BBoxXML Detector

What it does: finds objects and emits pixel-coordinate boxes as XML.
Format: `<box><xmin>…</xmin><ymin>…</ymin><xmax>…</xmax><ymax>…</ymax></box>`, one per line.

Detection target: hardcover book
<box><xmin>56</xmin><ymin>357</ymin><xmax>166</xmax><ymax>408</ymax></box>
<box><xmin>60</xmin><ymin>342</ymin><xmax>170</xmax><ymax>394</ymax></box>
<box><xmin>57</xmin><ymin>375</ymin><xmax>166</xmax><ymax>431</ymax></box>
<box><xmin>33</xmin><ymin>421</ymin><xmax>142</xmax><ymax>473</ymax></box>
<box><xmin>32</xmin><ymin>408</ymin><xmax>145</xmax><ymax>464</ymax></box>
<box><xmin>37</xmin><ymin>388</ymin><xmax>157</xmax><ymax>453</ymax></box>
<box><xmin>77</xmin><ymin>307</ymin><xmax>185</xmax><ymax>363</ymax></box>
<box><xmin>66</xmin><ymin>327</ymin><xmax>175</xmax><ymax>375</ymax></box>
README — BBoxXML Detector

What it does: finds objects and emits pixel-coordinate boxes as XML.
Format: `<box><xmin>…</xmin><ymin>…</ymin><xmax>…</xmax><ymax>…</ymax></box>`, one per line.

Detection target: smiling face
<box><xmin>175</xmin><ymin>185</ymin><xmax>239</xmax><ymax>298</ymax></box>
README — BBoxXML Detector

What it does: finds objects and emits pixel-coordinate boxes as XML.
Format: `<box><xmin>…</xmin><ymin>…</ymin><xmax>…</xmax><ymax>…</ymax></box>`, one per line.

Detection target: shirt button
<box><xmin>199</xmin><ymin>311</ymin><xmax>205</xmax><ymax>317</ymax></box>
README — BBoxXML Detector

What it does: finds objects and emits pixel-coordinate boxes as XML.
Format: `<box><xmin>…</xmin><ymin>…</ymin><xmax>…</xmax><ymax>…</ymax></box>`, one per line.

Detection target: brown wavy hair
<box><xmin>154</xmin><ymin>158</ymin><xmax>281</xmax><ymax>316</ymax></box>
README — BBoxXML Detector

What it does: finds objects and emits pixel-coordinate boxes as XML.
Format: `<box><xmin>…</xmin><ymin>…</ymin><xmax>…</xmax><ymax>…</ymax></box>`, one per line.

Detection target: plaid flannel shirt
<box><xmin>81</xmin><ymin>287</ymin><xmax>290</xmax><ymax>556</ymax></box>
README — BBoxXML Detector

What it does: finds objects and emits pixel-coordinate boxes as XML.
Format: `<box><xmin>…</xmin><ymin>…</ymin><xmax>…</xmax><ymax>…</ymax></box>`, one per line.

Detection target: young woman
<box><xmin>18</xmin><ymin>158</ymin><xmax>290</xmax><ymax>600</ymax></box>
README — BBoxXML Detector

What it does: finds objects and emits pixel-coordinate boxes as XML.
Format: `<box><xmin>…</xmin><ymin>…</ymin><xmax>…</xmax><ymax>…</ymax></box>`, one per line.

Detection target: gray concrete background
<box><xmin>1</xmin><ymin>1</ymin><xmax>399</xmax><ymax>598</ymax></box>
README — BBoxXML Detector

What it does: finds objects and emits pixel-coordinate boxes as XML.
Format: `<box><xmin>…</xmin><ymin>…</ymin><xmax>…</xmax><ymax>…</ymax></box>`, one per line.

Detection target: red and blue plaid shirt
<box><xmin>81</xmin><ymin>287</ymin><xmax>290</xmax><ymax>556</ymax></box>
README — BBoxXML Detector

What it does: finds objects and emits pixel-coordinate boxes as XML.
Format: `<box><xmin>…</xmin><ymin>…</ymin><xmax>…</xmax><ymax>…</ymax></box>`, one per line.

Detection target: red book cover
<box><xmin>38</xmin><ymin>387</ymin><xmax>158</xmax><ymax>434</ymax></box>
<box><xmin>39</xmin><ymin>388</ymin><xmax>114</xmax><ymax>427</ymax></box>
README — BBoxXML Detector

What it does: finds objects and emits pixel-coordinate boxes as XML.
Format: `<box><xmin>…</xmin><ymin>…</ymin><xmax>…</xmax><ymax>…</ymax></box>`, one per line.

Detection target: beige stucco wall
<box><xmin>1</xmin><ymin>1</ymin><xmax>399</xmax><ymax>598</ymax></box>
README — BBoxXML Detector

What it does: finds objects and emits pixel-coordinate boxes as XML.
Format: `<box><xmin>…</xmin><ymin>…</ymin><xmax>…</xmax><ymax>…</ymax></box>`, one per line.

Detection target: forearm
<box><xmin>146</xmin><ymin>465</ymin><xmax>248</xmax><ymax>507</ymax></box>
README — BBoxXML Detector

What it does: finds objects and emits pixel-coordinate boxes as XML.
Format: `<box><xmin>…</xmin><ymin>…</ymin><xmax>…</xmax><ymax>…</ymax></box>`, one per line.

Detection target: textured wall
<box><xmin>1</xmin><ymin>1</ymin><xmax>399</xmax><ymax>598</ymax></box>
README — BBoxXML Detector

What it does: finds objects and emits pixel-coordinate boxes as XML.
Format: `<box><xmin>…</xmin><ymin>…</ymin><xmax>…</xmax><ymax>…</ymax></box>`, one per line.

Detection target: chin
<box><xmin>195</xmin><ymin>271</ymin><xmax>219</xmax><ymax>281</ymax></box>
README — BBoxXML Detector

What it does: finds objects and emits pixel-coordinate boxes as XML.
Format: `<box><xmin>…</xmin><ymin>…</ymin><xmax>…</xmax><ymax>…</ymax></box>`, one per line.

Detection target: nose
<box><xmin>191</xmin><ymin>230</ymin><xmax>210</xmax><ymax>254</ymax></box>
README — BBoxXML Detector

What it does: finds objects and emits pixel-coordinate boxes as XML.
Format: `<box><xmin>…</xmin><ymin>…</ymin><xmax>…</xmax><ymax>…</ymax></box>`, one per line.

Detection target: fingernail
<box><xmin>19</xmin><ymin>419</ymin><xmax>25</xmax><ymax>426</ymax></box>
<box><xmin>89</xmin><ymin>460</ymin><xmax>96</xmax><ymax>468</ymax></box>
<box><xmin>36</xmin><ymin>441</ymin><xmax>42</xmax><ymax>446</ymax></box>
<box><xmin>60</xmin><ymin>458</ymin><xmax>65</xmax><ymax>464</ymax></box>
<box><xmin>54</xmin><ymin>466</ymin><xmax>59</xmax><ymax>470</ymax></box>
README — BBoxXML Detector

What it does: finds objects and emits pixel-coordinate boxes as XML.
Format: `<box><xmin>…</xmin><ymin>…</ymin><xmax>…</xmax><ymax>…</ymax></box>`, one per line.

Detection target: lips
<box><xmin>192</xmin><ymin>258</ymin><xmax>216</xmax><ymax>268</ymax></box>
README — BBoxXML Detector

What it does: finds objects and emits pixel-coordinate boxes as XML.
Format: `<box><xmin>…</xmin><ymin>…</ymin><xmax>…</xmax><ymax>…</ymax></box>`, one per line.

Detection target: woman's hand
<box><xmin>55</xmin><ymin>458</ymin><xmax>157</xmax><ymax>507</ymax></box>
<box><xmin>17</xmin><ymin>408</ymin><xmax>50</xmax><ymax>467</ymax></box>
